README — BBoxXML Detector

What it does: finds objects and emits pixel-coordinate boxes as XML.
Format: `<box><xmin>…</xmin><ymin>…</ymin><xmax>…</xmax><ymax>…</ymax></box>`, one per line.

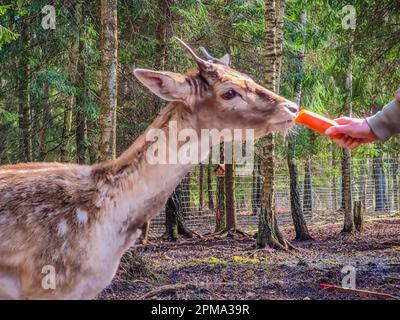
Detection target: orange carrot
<box><xmin>295</xmin><ymin>109</ymin><xmax>337</xmax><ymax>136</ymax></box>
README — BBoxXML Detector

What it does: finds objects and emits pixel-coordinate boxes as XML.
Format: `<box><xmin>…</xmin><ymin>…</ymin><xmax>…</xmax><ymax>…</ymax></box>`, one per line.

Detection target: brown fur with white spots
<box><xmin>0</xmin><ymin>38</ymin><xmax>298</xmax><ymax>299</ymax></box>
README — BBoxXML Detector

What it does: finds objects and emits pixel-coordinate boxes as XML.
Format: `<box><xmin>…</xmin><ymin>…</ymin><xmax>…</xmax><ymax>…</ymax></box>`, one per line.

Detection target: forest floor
<box><xmin>98</xmin><ymin>217</ymin><xmax>400</xmax><ymax>300</ymax></box>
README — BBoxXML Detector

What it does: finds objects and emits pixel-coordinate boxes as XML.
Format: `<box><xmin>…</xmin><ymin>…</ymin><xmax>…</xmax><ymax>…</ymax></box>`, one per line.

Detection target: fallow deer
<box><xmin>0</xmin><ymin>38</ymin><xmax>298</xmax><ymax>299</ymax></box>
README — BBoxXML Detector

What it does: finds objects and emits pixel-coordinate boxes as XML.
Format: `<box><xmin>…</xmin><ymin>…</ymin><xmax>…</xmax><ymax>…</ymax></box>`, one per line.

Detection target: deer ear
<box><xmin>219</xmin><ymin>54</ymin><xmax>230</xmax><ymax>66</ymax></box>
<box><xmin>133</xmin><ymin>69</ymin><xmax>191</xmax><ymax>102</ymax></box>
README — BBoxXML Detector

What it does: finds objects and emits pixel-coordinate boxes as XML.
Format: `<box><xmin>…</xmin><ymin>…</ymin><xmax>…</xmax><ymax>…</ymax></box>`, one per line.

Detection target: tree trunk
<box><xmin>225</xmin><ymin>145</ymin><xmax>236</xmax><ymax>231</ymax></box>
<box><xmin>252</xmin><ymin>162</ymin><xmax>261</xmax><ymax>215</ymax></box>
<box><xmin>215</xmin><ymin>174</ymin><xmax>226</xmax><ymax>233</ymax></box>
<box><xmin>155</xmin><ymin>0</ymin><xmax>181</xmax><ymax>229</ymax></box>
<box><xmin>340</xmin><ymin>156</ymin><xmax>346</xmax><ymax>210</ymax></box>
<box><xmin>342</xmin><ymin>31</ymin><xmax>355</xmax><ymax>234</ymax></box>
<box><xmin>342</xmin><ymin>148</ymin><xmax>354</xmax><ymax>232</ymax></box>
<box><xmin>257</xmin><ymin>0</ymin><xmax>287</xmax><ymax>249</ymax></box>
<box><xmin>303</xmin><ymin>151</ymin><xmax>313</xmax><ymax>214</ymax></box>
<box><xmin>165</xmin><ymin>183</ymin><xmax>193</xmax><ymax>240</ymax></box>
<box><xmin>61</xmin><ymin>1</ymin><xmax>82</xmax><ymax>162</ymax></box>
<box><xmin>140</xmin><ymin>221</ymin><xmax>151</xmax><ymax>244</ymax></box>
<box><xmin>275</xmin><ymin>0</ymin><xmax>285</xmax><ymax>93</ymax></box>
<box><xmin>207</xmin><ymin>153</ymin><xmax>214</xmax><ymax>210</ymax></box>
<box><xmin>39</xmin><ymin>83</ymin><xmax>51</xmax><ymax>161</ymax></box>
<box><xmin>331</xmin><ymin>146</ymin><xmax>338</xmax><ymax>211</ymax></box>
<box><xmin>286</xmin><ymin>9</ymin><xmax>311</xmax><ymax>241</ymax></box>
<box><xmin>215</xmin><ymin>144</ymin><xmax>225</xmax><ymax>233</ymax></box>
<box><xmin>165</xmin><ymin>188</ymin><xmax>179</xmax><ymax>241</ymax></box>
<box><xmin>288</xmin><ymin>136</ymin><xmax>312</xmax><ymax>240</ymax></box>
<box><xmin>199</xmin><ymin>164</ymin><xmax>204</xmax><ymax>213</ymax></box>
<box><xmin>75</xmin><ymin>27</ymin><xmax>87</xmax><ymax>164</ymax></box>
<box><xmin>354</xmin><ymin>200</ymin><xmax>364</xmax><ymax>232</ymax></box>
<box><xmin>17</xmin><ymin>22</ymin><xmax>32</xmax><ymax>163</ymax></box>
<box><xmin>393</xmin><ymin>153</ymin><xmax>399</xmax><ymax>211</ymax></box>
<box><xmin>373</xmin><ymin>151</ymin><xmax>386</xmax><ymax>212</ymax></box>
<box><xmin>386</xmin><ymin>155</ymin><xmax>392</xmax><ymax>211</ymax></box>
<box><xmin>151</xmin><ymin>0</ymin><xmax>171</xmax><ymax>116</ymax></box>
<box><xmin>181</xmin><ymin>173</ymin><xmax>191</xmax><ymax>216</ymax></box>
<box><xmin>257</xmin><ymin>134</ymin><xmax>286</xmax><ymax>247</ymax></box>
<box><xmin>362</xmin><ymin>159</ymin><xmax>368</xmax><ymax>209</ymax></box>
<box><xmin>98</xmin><ymin>0</ymin><xmax>118</xmax><ymax>161</ymax></box>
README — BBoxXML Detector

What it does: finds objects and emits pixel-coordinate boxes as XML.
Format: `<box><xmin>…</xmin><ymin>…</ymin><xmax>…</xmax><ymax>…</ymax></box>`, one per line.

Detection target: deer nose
<box><xmin>284</xmin><ymin>101</ymin><xmax>299</xmax><ymax>114</ymax></box>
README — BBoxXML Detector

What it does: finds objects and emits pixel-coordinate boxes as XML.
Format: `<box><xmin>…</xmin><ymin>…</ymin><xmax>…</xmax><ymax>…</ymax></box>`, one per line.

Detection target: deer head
<box><xmin>134</xmin><ymin>37</ymin><xmax>298</xmax><ymax>139</ymax></box>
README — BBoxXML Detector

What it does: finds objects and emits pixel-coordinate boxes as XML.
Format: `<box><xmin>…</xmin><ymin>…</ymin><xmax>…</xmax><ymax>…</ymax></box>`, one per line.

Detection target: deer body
<box><xmin>0</xmin><ymin>104</ymin><xmax>198</xmax><ymax>299</ymax></box>
<box><xmin>0</xmin><ymin>39</ymin><xmax>298</xmax><ymax>299</ymax></box>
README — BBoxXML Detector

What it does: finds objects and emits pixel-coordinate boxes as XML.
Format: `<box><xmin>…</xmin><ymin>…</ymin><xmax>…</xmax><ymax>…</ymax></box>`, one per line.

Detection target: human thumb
<box><xmin>325</xmin><ymin>125</ymin><xmax>349</xmax><ymax>136</ymax></box>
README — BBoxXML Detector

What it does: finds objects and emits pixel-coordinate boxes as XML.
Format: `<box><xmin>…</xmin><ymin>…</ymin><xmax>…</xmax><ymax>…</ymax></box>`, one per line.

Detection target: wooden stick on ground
<box><xmin>384</xmin><ymin>276</ymin><xmax>400</xmax><ymax>281</ymax></box>
<box><xmin>320</xmin><ymin>284</ymin><xmax>399</xmax><ymax>300</ymax></box>
<box><xmin>138</xmin><ymin>283</ymin><xmax>198</xmax><ymax>300</ymax></box>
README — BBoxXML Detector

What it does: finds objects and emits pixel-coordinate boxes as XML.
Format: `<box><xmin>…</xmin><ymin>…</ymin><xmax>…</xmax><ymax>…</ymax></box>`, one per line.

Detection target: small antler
<box><xmin>201</xmin><ymin>47</ymin><xmax>230</xmax><ymax>66</ymax></box>
<box><xmin>174</xmin><ymin>36</ymin><xmax>211</xmax><ymax>72</ymax></box>
<box><xmin>200</xmin><ymin>47</ymin><xmax>215</xmax><ymax>61</ymax></box>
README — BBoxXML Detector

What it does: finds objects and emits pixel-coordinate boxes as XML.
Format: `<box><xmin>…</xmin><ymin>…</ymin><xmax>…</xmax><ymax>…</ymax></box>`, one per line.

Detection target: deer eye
<box><xmin>221</xmin><ymin>89</ymin><xmax>237</xmax><ymax>100</ymax></box>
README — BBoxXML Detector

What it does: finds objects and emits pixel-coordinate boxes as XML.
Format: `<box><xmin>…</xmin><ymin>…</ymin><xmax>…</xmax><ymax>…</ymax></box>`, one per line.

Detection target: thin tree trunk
<box><xmin>164</xmin><ymin>173</ymin><xmax>192</xmax><ymax>240</ymax></box>
<box><xmin>342</xmin><ymin>31</ymin><xmax>355</xmax><ymax>233</ymax></box>
<box><xmin>257</xmin><ymin>0</ymin><xmax>287</xmax><ymax>249</ymax></box>
<box><xmin>140</xmin><ymin>221</ymin><xmax>151</xmax><ymax>244</ymax></box>
<box><xmin>331</xmin><ymin>146</ymin><xmax>338</xmax><ymax>211</ymax></box>
<box><xmin>39</xmin><ymin>83</ymin><xmax>51</xmax><ymax>161</ymax></box>
<box><xmin>98</xmin><ymin>0</ymin><xmax>118</xmax><ymax>161</ymax></box>
<box><xmin>373</xmin><ymin>150</ymin><xmax>386</xmax><ymax>212</ymax></box>
<box><xmin>165</xmin><ymin>187</ymin><xmax>180</xmax><ymax>241</ymax></box>
<box><xmin>87</xmin><ymin>114</ymin><xmax>98</xmax><ymax>165</ymax></box>
<box><xmin>17</xmin><ymin>23</ymin><xmax>32</xmax><ymax>163</ymax></box>
<box><xmin>252</xmin><ymin>162</ymin><xmax>262</xmax><ymax>215</ymax></box>
<box><xmin>154</xmin><ymin>0</ymin><xmax>169</xmax><ymax>70</ymax></box>
<box><xmin>386</xmin><ymin>154</ymin><xmax>391</xmax><ymax>211</ymax></box>
<box><xmin>393</xmin><ymin>153</ymin><xmax>399</xmax><ymax>211</ymax></box>
<box><xmin>354</xmin><ymin>200</ymin><xmax>364</xmax><ymax>232</ymax></box>
<box><xmin>153</xmin><ymin>0</ymin><xmax>176</xmax><ymax>241</ymax></box>
<box><xmin>342</xmin><ymin>148</ymin><xmax>355</xmax><ymax>232</ymax></box>
<box><xmin>287</xmin><ymin>9</ymin><xmax>311</xmax><ymax>241</ymax></box>
<box><xmin>275</xmin><ymin>0</ymin><xmax>285</xmax><ymax>93</ymax></box>
<box><xmin>199</xmin><ymin>164</ymin><xmax>204</xmax><ymax>213</ymax></box>
<box><xmin>151</xmin><ymin>0</ymin><xmax>171</xmax><ymax>116</ymax></box>
<box><xmin>60</xmin><ymin>98</ymin><xmax>73</xmax><ymax>162</ymax></box>
<box><xmin>61</xmin><ymin>1</ymin><xmax>82</xmax><ymax>162</ymax></box>
<box><xmin>165</xmin><ymin>183</ymin><xmax>193</xmax><ymax>240</ymax></box>
<box><xmin>215</xmin><ymin>144</ymin><xmax>225</xmax><ymax>233</ymax></box>
<box><xmin>207</xmin><ymin>153</ymin><xmax>214</xmax><ymax>210</ymax></box>
<box><xmin>303</xmin><ymin>153</ymin><xmax>313</xmax><ymax>214</ymax></box>
<box><xmin>181</xmin><ymin>173</ymin><xmax>191</xmax><ymax>216</ymax></box>
<box><xmin>362</xmin><ymin>159</ymin><xmax>368</xmax><ymax>209</ymax></box>
<box><xmin>288</xmin><ymin>136</ymin><xmax>312</xmax><ymax>240</ymax></box>
<box><xmin>215</xmin><ymin>174</ymin><xmax>226</xmax><ymax>233</ymax></box>
<box><xmin>225</xmin><ymin>145</ymin><xmax>236</xmax><ymax>231</ymax></box>
<box><xmin>341</xmin><ymin>156</ymin><xmax>346</xmax><ymax>210</ymax></box>
<box><xmin>75</xmin><ymin>26</ymin><xmax>87</xmax><ymax>164</ymax></box>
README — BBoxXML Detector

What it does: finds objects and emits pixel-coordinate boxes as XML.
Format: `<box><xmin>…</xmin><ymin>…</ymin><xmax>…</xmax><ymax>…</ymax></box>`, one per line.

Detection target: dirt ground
<box><xmin>98</xmin><ymin>217</ymin><xmax>400</xmax><ymax>300</ymax></box>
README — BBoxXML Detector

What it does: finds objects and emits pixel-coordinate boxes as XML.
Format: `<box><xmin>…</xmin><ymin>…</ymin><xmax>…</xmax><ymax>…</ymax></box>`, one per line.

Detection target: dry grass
<box><xmin>98</xmin><ymin>218</ymin><xmax>400</xmax><ymax>300</ymax></box>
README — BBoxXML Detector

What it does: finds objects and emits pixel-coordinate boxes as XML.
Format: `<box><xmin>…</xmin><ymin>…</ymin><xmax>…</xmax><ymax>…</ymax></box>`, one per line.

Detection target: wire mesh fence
<box><xmin>149</xmin><ymin>156</ymin><xmax>400</xmax><ymax>236</ymax></box>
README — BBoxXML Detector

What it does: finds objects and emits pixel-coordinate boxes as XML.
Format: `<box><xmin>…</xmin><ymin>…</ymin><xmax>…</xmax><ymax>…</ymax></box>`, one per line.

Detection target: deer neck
<box><xmin>92</xmin><ymin>102</ymin><xmax>207</xmax><ymax>233</ymax></box>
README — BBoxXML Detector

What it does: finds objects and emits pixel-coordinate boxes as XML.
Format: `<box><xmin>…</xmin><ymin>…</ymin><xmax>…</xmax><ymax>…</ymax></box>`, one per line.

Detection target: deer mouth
<box><xmin>272</xmin><ymin>118</ymin><xmax>296</xmax><ymax>127</ymax></box>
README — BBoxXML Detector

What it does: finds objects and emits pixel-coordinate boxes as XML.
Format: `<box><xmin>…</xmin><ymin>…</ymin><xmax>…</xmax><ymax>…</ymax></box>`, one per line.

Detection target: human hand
<box><xmin>325</xmin><ymin>117</ymin><xmax>379</xmax><ymax>149</ymax></box>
